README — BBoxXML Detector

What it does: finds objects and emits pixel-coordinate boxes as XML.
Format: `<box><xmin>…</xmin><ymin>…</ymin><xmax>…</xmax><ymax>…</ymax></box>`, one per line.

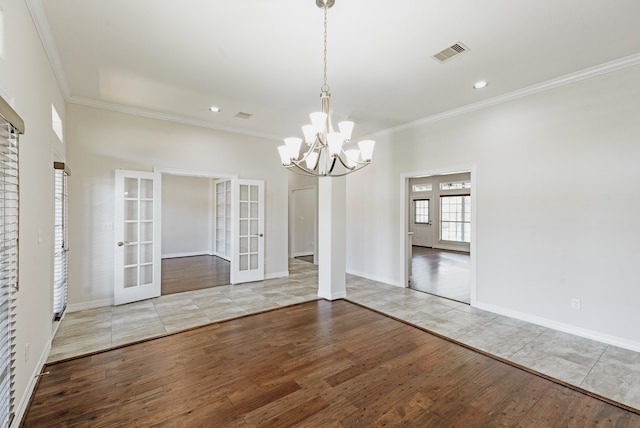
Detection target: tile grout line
<box><xmin>579</xmin><ymin>344</ymin><xmax>609</xmax><ymax>388</ymax></box>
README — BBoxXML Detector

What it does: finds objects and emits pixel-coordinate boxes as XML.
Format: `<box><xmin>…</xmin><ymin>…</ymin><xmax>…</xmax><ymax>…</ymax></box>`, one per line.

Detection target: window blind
<box><xmin>53</xmin><ymin>163</ymin><xmax>69</xmax><ymax>321</ymax></box>
<box><xmin>0</xmin><ymin>96</ymin><xmax>23</xmax><ymax>428</ymax></box>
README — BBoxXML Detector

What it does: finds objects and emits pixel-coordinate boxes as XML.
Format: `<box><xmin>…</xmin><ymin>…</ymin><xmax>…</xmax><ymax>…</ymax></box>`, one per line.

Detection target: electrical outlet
<box><xmin>571</xmin><ymin>298</ymin><xmax>581</xmax><ymax>310</ymax></box>
<box><xmin>25</xmin><ymin>343</ymin><xmax>29</xmax><ymax>362</ymax></box>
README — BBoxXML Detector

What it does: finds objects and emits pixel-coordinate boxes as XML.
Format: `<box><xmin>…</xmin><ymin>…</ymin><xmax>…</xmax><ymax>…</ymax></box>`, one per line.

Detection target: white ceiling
<box><xmin>30</xmin><ymin>0</ymin><xmax>640</xmax><ymax>141</ymax></box>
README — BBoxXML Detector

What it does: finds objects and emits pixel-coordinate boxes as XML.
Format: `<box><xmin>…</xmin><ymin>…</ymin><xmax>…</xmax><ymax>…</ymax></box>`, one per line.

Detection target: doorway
<box><xmin>115</xmin><ymin>168</ymin><xmax>267</xmax><ymax>305</ymax></box>
<box><xmin>401</xmin><ymin>167</ymin><xmax>476</xmax><ymax>305</ymax></box>
<box><xmin>160</xmin><ymin>173</ymin><xmax>233</xmax><ymax>295</ymax></box>
<box><xmin>157</xmin><ymin>172</ymin><xmax>265</xmax><ymax>293</ymax></box>
<box><xmin>161</xmin><ymin>255</ymin><xmax>231</xmax><ymax>295</ymax></box>
<box><xmin>290</xmin><ymin>186</ymin><xmax>317</xmax><ymax>264</ymax></box>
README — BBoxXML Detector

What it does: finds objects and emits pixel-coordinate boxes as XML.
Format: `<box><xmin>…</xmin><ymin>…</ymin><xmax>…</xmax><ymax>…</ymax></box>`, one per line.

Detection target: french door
<box><xmin>230</xmin><ymin>179</ymin><xmax>264</xmax><ymax>284</ymax></box>
<box><xmin>114</xmin><ymin>170</ymin><xmax>162</xmax><ymax>305</ymax></box>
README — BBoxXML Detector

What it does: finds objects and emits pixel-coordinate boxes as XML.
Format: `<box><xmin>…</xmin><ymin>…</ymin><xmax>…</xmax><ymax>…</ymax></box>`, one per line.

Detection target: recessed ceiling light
<box><xmin>209</xmin><ymin>106</ymin><xmax>221</xmax><ymax>113</ymax></box>
<box><xmin>473</xmin><ymin>81</ymin><xmax>488</xmax><ymax>89</ymax></box>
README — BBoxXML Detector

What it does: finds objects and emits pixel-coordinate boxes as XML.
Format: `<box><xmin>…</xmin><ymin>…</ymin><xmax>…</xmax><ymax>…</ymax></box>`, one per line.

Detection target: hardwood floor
<box><xmin>294</xmin><ymin>255</ymin><xmax>314</xmax><ymax>264</ymax></box>
<box><xmin>23</xmin><ymin>300</ymin><xmax>640</xmax><ymax>427</ymax></box>
<box><xmin>161</xmin><ymin>255</ymin><xmax>230</xmax><ymax>295</ymax></box>
<box><xmin>410</xmin><ymin>246</ymin><xmax>471</xmax><ymax>303</ymax></box>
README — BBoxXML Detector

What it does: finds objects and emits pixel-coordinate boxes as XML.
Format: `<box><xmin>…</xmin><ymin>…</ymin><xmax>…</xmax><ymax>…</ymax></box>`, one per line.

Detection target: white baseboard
<box><xmin>318</xmin><ymin>290</ymin><xmax>347</xmax><ymax>301</ymax></box>
<box><xmin>346</xmin><ymin>268</ymin><xmax>402</xmax><ymax>288</ymax></box>
<box><xmin>213</xmin><ymin>252</ymin><xmax>231</xmax><ymax>262</ymax></box>
<box><xmin>265</xmin><ymin>271</ymin><xmax>289</xmax><ymax>280</ymax></box>
<box><xmin>67</xmin><ymin>298</ymin><xmax>113</xmax><ymax>312</ymax></box>
<box><xmin>476</xmin><ymin>301</ymin><xmax>640</xmax><ymax>353</ymax></box>
<box><xmin>11</xmin><ymin>341</ymin><xmax>51</xmax><ymax>428</ymax></box>
<box><xmin>292</xmin><ymin>252</ymin><xmax>314</xmax><ymax>258</ymax></box>
<box><xmin>161</xmin><ymin>251</ymin><xmax>209</xmax><ymax>259</ymax></box>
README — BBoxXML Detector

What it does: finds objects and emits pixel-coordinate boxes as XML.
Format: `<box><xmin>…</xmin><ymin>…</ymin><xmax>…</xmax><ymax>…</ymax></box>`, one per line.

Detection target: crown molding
<box><xmin>27</xmin><ymin>0</ymin><xmax>640</xmax><ymax>143</ymax></box>
<box><xmin>68</xmin><ymin>96</ymin><xmax>281</xmax><ymax>141</ymax></box>
<box><xmin>372</xmin><ymin>52</ymin><xmax>640</xmax><ymax>138</ymax></box>
<box><xmin>25</xmin><ymin>0</ymin><xmax>71</xmax><ymax>98</ymax></box>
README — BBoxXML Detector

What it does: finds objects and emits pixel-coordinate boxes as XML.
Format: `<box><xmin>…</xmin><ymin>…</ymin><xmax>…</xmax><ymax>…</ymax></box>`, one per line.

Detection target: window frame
<box><xmin>53</xmin><ymin>162</ymin><xmax>70</xmax><ymax>321</ymax></box>
<box><xmin>439</xmin><ymin>194</ymin><xmax>471</xmax><ymax>243</ymax></box>
<box><xmin>413</xmin><ymin>198</ymin><xmax>430</xmax><ymax>225</ymax></box>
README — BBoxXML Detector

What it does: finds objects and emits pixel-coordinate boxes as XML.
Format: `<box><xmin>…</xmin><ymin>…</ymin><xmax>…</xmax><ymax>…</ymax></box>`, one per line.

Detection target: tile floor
<box><xmin>49</xmin><ymin>259</ymin><xmax>640</xmax><ymax>412</ymax></box>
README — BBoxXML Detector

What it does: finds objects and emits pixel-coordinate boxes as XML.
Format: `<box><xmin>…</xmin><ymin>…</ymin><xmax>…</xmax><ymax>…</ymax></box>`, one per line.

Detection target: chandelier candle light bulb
<box><xmin>277</xmin><ymin>0</ymin><xmax>374</xmax><ymax>177</ymax></box>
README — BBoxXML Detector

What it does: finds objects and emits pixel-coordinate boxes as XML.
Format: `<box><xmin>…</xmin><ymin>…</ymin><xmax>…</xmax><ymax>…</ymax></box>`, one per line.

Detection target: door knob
<box><xmin>117</xmin><ymin>241</ymin><xmax>130</xmax><ymax>247</ymax></box>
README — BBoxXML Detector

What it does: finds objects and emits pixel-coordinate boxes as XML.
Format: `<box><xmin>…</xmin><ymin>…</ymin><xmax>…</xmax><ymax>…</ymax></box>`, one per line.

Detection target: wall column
<box><xmin>317</xmin><ymin>175</ymin><xmax>346</xmax><ymax>300</ymax></box>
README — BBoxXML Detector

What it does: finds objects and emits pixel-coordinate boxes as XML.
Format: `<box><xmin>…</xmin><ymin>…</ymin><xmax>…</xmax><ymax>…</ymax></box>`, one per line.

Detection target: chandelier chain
<box><xmin>322</xmin><ymin>2</ymin><xmax>329</xmax><ymax>92</ymax></box>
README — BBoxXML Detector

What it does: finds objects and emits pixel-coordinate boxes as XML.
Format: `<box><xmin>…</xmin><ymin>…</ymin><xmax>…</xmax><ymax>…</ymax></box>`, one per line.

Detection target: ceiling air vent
<box><xmin>234</xmin><ymin>112</ymin><xmax>253</xmax><ymax>119</ymax></box>
<box><xmin>432</xmin><ymin>42</ymin><xmax>469</xmax><ymax>63</ymax></box>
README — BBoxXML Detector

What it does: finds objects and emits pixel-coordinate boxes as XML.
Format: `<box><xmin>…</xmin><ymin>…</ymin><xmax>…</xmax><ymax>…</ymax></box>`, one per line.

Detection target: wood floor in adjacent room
<box><xmin>410</xmin><ymin>246</ymin><xmax>471</xmax><ymax>304</ymax></box>
<box><xmin>161</xmin><ymin>255</ymin><xmax>230</xmax><ymax>295</ymax></box>
<box><xmin>23</xmin><ymin>300</ymin><xmax>640</xmax><ymax>427</ymax></box>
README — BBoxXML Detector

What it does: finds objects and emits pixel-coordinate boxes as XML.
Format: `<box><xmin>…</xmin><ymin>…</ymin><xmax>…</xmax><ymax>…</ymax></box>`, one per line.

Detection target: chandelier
<box><xmin>277</xmin><ymin>0</ymin><xmax>375</xmax><ymax>177</ymax></box>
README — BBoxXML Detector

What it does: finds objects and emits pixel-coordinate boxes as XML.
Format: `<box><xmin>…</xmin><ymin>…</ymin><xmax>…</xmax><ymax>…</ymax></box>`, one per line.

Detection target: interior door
<box><xmin>230</xmin><ymin>179</ymin><xmax>264</xmax><ymax>284</ymax></box>
<box><xmin>412</xmin><ymin>198</ymin><xmax>433</xmax><ymax>247</ymax></box>
<box><xmin>114</xmin><ymin>170</ymin><xmax>162</xmax><ymax>305</ymax></box>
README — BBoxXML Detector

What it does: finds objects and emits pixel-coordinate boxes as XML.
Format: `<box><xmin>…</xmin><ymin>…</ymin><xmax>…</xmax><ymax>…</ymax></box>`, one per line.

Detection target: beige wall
<box><xmin>346</xmin><ymin>65</ymin><xmax>640</xmax><ymax>350</ymax></box>
<box><xmin>161</xmin><ymin>174</ymin><xmax>211</xmax><ymax>257</ymax></box>
<box><xmin>66</xmin><ymin>104</ymin><xmax>289</xmax><ymax>308</ymax></box>
<box><xmin>0</xmin><ymin>0</ymin><xmax>67</xmax><ymax>420</ymax></box>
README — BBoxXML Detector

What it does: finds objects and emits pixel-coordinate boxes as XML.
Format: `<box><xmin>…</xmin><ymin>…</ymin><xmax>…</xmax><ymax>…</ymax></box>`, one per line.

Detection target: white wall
<box><xmin>347</xmin><ymin>65</ymin><xmax>640</xmax><ymax>350</ymax></box>
<box><xmin>0</xmin><ymin>0</ymin><xmax>66</xmax><ymax>422</ymax></box>
<box><xmin>161</xmin><ymin>174</ymin><xmax>211</xmax><ymax>258</ymax></box>
<box><xmin>66</xmin><ymin>104</ymin><xmax>289</xmax><ymax>308</ymax></box>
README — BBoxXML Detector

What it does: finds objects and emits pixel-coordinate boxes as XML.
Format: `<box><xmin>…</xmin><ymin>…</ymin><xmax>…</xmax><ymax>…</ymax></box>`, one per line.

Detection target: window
<box><xmin>51</xmin><ymin>104</ymin><xmax>63</xmax><ymax>143</ymax></box>
<box><xmin>414</xmin><ymin>199</ymin><xmax>430</xmax><ymax>224</ymax></box>
<box><xmin>440</xmin><ymin>195</ymin><xmax>471</xmax><ymax>243</ymax></box>
<box><xmin>53</xmin><ymin>163</ymin><xmax>70</xmax><ymax>321</ymax></box>
<box><xmin>0</xmin><ymin>96</ymin><xmax>22</xmax><ymax>428</ymax></box>
<box><xmin>412</xmin><ymin>183</ymin><xmax>432</xmax><ymax>192</ymax></box>
<box><xmin>440</xmin><ymin>180</ymin><xmax>471</xmax><ymax>190</ymax></box>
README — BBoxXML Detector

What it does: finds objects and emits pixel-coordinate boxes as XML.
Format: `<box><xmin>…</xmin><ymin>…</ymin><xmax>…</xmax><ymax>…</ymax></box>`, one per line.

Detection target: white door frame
<box><xmin>399</xmin><ymin>165</ymin><xmax>478</xmax><ymax>306</ymax></box>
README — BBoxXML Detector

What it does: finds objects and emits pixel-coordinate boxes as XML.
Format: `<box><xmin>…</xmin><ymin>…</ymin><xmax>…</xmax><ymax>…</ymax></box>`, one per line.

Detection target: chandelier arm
<box><xmin>318</xmin><ymin>161</ymin><xmax>370</xmax><ymax>178</ymax></box>
<box><xmin>287</xmin><ymin>162</ymin><xmax>320</xmax><ymax>177</ymax></box>
<box><xmin>335</xmin><ymin>153</ymin><xmax>355</xmax><ymax>170</ymax></box>
<box><xmin>286</xmin><ymin>157</ymin><xmax>371</xmax><ymax>178</ymax></box>
<box><xmin>328</xmin><ymin>156</ymin><xmax>338</xmax><ymax>174</ymax></box>
<box><xmin>298</xmin><ymin>137</ymin><xmax>322</xmax><ymax>165</ymax></box>
<box><xmin>346</xmin><ymin>158</ymin><xmax>372</xmax><ymax>166</ymax></box>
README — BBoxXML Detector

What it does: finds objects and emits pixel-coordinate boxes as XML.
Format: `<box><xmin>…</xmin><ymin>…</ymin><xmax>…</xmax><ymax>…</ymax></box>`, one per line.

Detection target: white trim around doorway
<box><xmin>399</xmin><ymin>165</ymin><xmax>478</xmax><ymax>306</ymax></box>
